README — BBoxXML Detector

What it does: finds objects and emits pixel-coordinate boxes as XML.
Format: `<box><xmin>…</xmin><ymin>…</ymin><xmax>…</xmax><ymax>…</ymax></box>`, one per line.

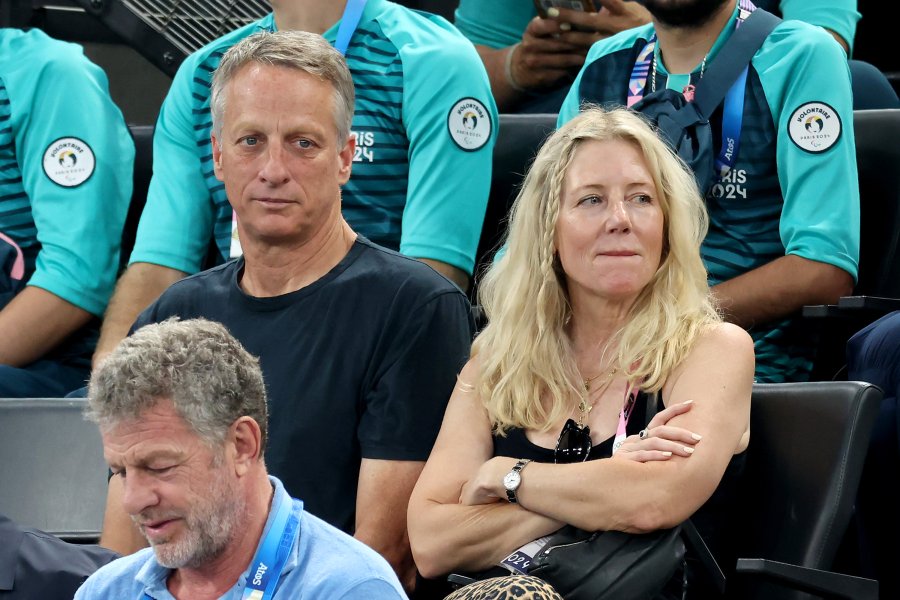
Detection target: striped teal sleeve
<box><xmin>757</xmin><ymin>22</ymin><xmax>859</xmax><ymax>280</ymax></box>
<box><xmin>128</xmin><ymin>50</ymin><xmax>215</xmax><ymax>273</ymax></box>
<box><xmin>19</xmin><ymin>37</ymin><xmax>133</xmax><ymax>316</ymax></box>
<box><xmin>398</xmin><ymin>20</ymin><xmax>498</xmax><ymax>275</ymax></box>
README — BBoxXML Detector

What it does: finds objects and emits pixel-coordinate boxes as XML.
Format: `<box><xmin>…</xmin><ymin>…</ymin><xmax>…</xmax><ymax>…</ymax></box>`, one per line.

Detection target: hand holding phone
<box><xmin>533</xmin><ymin>0</ymin><xmax>598</xmax><ymax>19</ymax></box>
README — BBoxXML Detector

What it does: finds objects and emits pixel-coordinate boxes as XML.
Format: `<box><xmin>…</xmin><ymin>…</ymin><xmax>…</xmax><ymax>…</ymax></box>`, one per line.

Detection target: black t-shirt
<box><xmin>134</xmin><ymin>237</ymin><xmax>475</xmax><ymax>532</ymax></box>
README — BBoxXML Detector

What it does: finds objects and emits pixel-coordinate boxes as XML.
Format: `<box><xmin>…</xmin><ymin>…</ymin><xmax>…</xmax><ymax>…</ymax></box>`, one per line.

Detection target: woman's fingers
<box><xmin>646</xmin><ymin>399</ymin><xmax>694</xmax><ymax>429</ymax></box>
<box><xmin>641</xmin><ymin>424</ymin><xmax>702</xmax><ymax>446</ymax></box>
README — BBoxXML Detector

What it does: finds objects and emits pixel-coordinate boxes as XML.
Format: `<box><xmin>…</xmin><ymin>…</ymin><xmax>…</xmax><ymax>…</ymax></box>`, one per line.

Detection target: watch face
<box><xmin>503</xmin><ymin>470</ymin><xmax>521</xmax><ymax>491</ymax></box>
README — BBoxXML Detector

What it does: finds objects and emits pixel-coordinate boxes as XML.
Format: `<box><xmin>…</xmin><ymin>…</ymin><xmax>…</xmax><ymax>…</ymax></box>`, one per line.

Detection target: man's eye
<box><xmin>296</xmin><ymin>139</ymin><xmax>313</xmax><ymax>149</ymax></box>
<box><xmin>241</xmin><ymin>136</ymin><xmax>259</xmax><ymax>146</ymax></box>
<box><xmin>148</xmin><ymin>465</ymin><xmax>173</xmax><ymax>474</ymax></box>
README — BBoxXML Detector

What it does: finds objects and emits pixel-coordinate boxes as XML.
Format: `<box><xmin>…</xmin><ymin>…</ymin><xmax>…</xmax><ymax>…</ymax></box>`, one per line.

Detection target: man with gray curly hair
<box><xmin>76</xmin><ymin>318</ymin><xmax>405</xmax><ymax>599</ymax></box>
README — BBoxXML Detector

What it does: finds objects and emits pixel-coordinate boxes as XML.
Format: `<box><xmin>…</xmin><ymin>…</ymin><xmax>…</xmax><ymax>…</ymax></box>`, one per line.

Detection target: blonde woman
<box><xmin>408</xmin><ymin>107</ymin><xmax>753</xmax><ymax>599</ymax></box>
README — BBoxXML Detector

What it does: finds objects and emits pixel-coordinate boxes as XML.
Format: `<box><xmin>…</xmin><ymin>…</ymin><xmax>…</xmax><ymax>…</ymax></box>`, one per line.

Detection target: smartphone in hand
<box><xmin>533</xmin><ymin>0</ymin><xmax>598</xmax><ymax>18</ymax></box>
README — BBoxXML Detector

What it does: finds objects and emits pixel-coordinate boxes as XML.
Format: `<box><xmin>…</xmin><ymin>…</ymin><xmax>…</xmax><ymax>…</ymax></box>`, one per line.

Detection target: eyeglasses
<box><xmin>554</xmin><ymin>418</ymin><xmax>592</xmax><ymax>464</ymax></box>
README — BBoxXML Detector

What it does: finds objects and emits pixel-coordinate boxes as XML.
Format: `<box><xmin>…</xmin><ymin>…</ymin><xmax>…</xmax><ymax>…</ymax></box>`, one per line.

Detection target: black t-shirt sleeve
<box><xmin>357</xmin><ymin>290</ymin><xmax>474</xmax><ymax>460</ymax></box>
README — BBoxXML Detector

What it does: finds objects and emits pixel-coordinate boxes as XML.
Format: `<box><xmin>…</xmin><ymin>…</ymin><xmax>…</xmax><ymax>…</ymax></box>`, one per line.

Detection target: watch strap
<box><xmin>505</xmin><ymin>459</ymin><xmax>531</xmax><ymax>503</ymax></box>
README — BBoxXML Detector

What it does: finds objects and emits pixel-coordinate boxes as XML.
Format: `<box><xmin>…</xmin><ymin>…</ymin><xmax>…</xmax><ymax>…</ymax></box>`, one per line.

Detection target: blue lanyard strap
<box><xmin>243</xmin><ymin>492</ymin><xmax>300</xmax><ymax>600</ymax></box>
<box><xmin>334</xmin><ymin>0</ymin><xmax>367</xmax><ymax>56</ymax></box>
<box><xmin>628</xmin><ymin>0</ymin><xmax>757</xmax><ymax>181</ymax></box>
<box><xmin>715</xmin><ymin>0</ymin><xmax>755</xmax><ymax>179</ymax></box>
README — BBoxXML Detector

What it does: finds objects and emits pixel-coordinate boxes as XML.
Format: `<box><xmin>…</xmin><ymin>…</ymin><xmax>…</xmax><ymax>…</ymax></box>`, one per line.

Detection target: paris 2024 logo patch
<box><xmin>788</xmin><ymin>102</ymin><xmax>842</xmax><ymax>154</ymax></box>
<box><xmin>42</xmin><ymin>137</ymin><xmax>95</xmax><ymax>187</ymax></box>
<box><xmin>447</xmin><ymin>98</ymin><xmax>492</xmax><ymax>152</ymax></box>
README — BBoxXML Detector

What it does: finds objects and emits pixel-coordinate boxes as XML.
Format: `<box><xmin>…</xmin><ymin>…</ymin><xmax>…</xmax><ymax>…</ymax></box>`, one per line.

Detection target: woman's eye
<box><xmin>580</xmin><ymin>195</ymin><xmax>601</xmax><ymax>206</ymax></box>
<box><xmin>632</xmin><ymin>194</ymin><xmax>653</xmax><ymax>204</ymax></box>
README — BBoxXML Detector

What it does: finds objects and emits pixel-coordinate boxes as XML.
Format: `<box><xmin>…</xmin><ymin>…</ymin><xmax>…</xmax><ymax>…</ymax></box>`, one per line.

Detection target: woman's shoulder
<box><xmin>691</xmin><ymin>322</ymin><xmax>753</xmax><ymax>360</ymax></box>
<box><xmin>667</xmin><ymin>323</ymin><xmax>755</xmax><ymax>393</ymax></box>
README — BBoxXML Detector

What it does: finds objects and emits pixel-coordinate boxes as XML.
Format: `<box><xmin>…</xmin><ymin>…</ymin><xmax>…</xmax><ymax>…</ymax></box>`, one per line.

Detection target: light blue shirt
<box><xmin>74</xmin><ymin>476</ymin><xmax>407</xmax><ymax>599</ymax></box>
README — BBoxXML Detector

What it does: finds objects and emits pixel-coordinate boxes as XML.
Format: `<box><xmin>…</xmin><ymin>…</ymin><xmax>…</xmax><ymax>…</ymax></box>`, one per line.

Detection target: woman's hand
<box><xmin>613</xmin><ymin>400</ymin><xmax>703</xmax><ymax>462</ymax></box>
<box><xmin>459</xmin><ymin>456</ymin><xmax>519</xmax><ymax>506</ymax></box>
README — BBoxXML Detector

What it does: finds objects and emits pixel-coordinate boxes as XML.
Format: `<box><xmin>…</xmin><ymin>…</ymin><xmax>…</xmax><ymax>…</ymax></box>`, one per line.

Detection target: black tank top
<box><xmin>492</xmin><ymin>391</ymin><xmax>747</xmax><ymax>598</ymax></box>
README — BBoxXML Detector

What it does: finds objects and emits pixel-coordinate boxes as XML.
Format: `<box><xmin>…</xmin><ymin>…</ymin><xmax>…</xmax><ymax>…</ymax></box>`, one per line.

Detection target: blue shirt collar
<box><xmin>135</xmin><ymin>476</ymin><xmax>302</xmax><ymax>599</ymax></box>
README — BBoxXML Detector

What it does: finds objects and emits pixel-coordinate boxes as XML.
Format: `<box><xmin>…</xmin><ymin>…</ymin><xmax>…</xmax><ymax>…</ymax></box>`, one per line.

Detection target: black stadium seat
<box><xmin>729</xmin><ymin>382</ymin><xmax>881</xmax><ymax>599</ymax></box>
<box><xmin>121</xmin><ymin>124</ymin><xmax>154</xmax><ymax>272</ymax></box>
<box><xmin>0</xmin><ymin>398</ymin><xmax>108</xmax><ymax>543</ymax></box>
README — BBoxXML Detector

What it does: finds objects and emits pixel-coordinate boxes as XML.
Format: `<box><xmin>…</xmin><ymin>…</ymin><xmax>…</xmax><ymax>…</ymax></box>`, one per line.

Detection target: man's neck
<box><xmin>272</xmin><ymin>0</ymin><xmax>348</xmax><ymax>34</ymax></box>
<box><xmin>653</xmin><ymin>0</ymin><xmax>736</xmax><ymax>74</ymax></box>
<box><xmin>239</xmin><ymin>218</ymin><xmax>357</xmax><ymax>298</ymax></box>
<box><xmin>168</xmin><ymin>477</ymin><xmax>274</xmax><ymax>600</ymax></box>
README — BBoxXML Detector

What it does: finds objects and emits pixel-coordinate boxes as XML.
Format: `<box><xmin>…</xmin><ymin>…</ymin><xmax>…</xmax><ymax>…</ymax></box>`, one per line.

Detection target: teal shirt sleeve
<box><xmin>128</xmin><ymin>51</ymin><xmax>214</xmax><ymax>274</ymax></box>
<box><xmin>17</xmin><ymin>35</ymin><xmax>134</xmax><ymax>316</ymax></box>
<box><xmin>454</xmin><ymin>0</ymin><xmax>535</xmax><ymax>49</ymax></box>
<box><xmin>398</xmin><ymin>17</ymin><xmax>498</xmax><ymax>275</ymax></box>
<box><xmin>779</xmin><ymin>0</ymin><xmax>859</xmax><ymax>52</ymax></box>
<box><xmin>756</xmin><ymin>21</ymin><xmax>859</xmax><ymax>279</ymax></box>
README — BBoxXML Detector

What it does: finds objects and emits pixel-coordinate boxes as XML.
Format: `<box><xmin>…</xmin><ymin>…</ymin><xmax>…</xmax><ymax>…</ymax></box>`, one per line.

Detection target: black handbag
<box><xmin>525</xmin><ymin>392</ymin><xmax>726</xmax><ymax>600</ymax></box>
<box><xmin>527</xmin><ymin>525</ymin><xmax>685</xmax><ymax>600</ymax></box>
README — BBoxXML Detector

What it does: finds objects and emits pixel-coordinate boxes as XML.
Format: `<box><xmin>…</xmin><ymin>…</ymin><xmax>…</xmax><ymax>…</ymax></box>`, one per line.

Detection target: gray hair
<box><xmin>210</xmin><ymin>30</ymin><xmax>355</xmax><ymax>146</ymax></box>
<box><xmin>87</xmin><ymin>318</ymin><xmax>269</xmax><ymax>453</ymax></box>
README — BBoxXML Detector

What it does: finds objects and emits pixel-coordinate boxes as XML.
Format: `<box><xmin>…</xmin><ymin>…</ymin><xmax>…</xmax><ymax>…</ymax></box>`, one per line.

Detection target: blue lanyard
<box><xmin>141</xmin><ymin>493</ymin><xmax>299</xmax><ymax>600</ymax></box>
<box><xmin>334</xmin><ymin>0</ymin><xmax>367</xmax><ymax>56</ymax></box>
<box><xmin>627</xmin><ymin>0</ymin><xmax>756</xmax><ymax>181</ymax></box>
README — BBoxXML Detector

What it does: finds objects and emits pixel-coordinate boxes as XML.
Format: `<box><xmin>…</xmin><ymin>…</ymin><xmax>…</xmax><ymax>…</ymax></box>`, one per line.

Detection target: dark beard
<box><xmin>638</xmin><ymin>0</ymin><xmax>733</xmax><ymax>28</ymax></box>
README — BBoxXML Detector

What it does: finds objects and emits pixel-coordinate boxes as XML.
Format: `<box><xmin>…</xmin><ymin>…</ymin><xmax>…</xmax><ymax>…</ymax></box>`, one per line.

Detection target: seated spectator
<box><xmin>847</xmin><ymin>311</ymin><xmax>900</xmax><ymax>600</ymax></box>
<box><xmin>98</xmin><ymin>31</ymin><xmax>474</xmax><ymax>595</ymax></box>
<box><xmin>78</xmin><ymin>318</ymin><xmax>406</xmax><ymax>599</ymax></box>
<box><xmin>0</xmin><ymin>513</ymin><xmax>118</xmax><ymax>599</ymax></box>
<box><xmin>455</xmin><ymin>0</ymin><xmax>858</xmax><ymax>113</ymax></box>
<box><xmin>407</xmin><ymin>107</ymin><xmax>753</xmax><ymax>598</ymax></box>
<box><xmin>558</xmin><ymin>0</ymin><xmax>858</xmax><ymax>382</ymax></box>
<box><xmin>0</xmin><ymin>28</ymin><xmax>133</xmax><ymax>396</ymax></box>
<box><xmin>93</xmin><ymin>0</ymin><xmax>496</xmax><ymax>366</ymax></box>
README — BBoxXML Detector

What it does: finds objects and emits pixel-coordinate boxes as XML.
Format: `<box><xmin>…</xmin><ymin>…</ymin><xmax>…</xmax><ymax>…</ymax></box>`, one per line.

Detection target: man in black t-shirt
<box><xmin>96</xmin><ymin>31</ymin><xmax>473</xmax><ymax>594</ymax></box>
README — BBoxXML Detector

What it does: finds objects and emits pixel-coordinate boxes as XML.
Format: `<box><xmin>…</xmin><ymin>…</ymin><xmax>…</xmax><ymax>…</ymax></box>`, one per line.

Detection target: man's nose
<box><xmin>120</xmin><ymin>471</ymin><xmax>159</xmax><ymax>517</ymax></box>
<box><xmin>259</xmin><ymin>145</ymin><xmax>289</xmax><ymax>185</ymax></box>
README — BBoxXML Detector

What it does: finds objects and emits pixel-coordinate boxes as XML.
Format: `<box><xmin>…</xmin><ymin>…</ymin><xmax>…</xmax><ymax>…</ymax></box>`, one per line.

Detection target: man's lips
<box><xmin>138</xmin><ymin>517</ymin><xmax>180</xmax><ymax>538</ymax></box>
<box><xmin>253</xmin><ymin>197</ymin><xmax>294</xmax><ymax>205</ymax></box>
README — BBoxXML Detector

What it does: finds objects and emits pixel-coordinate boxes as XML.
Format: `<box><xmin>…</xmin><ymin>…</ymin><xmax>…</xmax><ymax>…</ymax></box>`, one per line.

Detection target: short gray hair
<box><xmin>87</xmin><ymin>318</ymin><xmax>268</xmax><ymax>453</ymax></box>
<box><xmin>210</xmin><ymin>30</ymin><xmax>355</xmax><ymax>145</ymax></box>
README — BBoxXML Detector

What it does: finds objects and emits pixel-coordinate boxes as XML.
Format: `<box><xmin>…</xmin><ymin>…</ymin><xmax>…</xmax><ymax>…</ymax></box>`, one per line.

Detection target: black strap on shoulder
<box><xmin>693</xmin><ymin>9</ymin><xmax>782</xmax><ymax>119</ymax></box>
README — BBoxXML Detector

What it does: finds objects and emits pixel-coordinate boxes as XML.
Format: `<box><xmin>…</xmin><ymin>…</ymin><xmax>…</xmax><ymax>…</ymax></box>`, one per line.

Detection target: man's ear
<box><xmin>229</xmin><ymin>416</ymin><xmax>262</xmax><ymax>476</ymax></box>
<box><xmin>337</xmin><ymin>133</ymin><xmax>356</xmax><ymax>186</ymax></box>
<box><xmin>211</xmin><ymin>132</ymin><xmax>225</xmax><ymax>182</ymax></box>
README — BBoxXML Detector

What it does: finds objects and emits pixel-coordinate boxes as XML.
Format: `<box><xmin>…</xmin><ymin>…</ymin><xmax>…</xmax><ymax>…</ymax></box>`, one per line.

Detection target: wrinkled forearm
<box><xmin>409</xmin><ymin>499</ymin><xmax>562</xmax><ymax>578</ymax></box>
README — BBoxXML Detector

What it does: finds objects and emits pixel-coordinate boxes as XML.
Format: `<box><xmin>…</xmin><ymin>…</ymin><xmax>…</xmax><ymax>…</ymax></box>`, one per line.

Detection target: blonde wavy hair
<box><xmin>474</xmin><ymin>107</ymin><xmax>720</xmax><ymax>434</ymax></box>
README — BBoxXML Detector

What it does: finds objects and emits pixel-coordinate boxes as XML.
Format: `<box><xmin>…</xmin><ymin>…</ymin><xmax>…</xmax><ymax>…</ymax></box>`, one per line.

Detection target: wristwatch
<box><xmin>503</xmin><ymin>459</ymin><xmax>532</xmax><ymax>503</ymax></box>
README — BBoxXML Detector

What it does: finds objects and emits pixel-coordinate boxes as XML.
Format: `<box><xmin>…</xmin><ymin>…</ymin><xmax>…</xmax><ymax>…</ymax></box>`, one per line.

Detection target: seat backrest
<box><xmin>853</xmin><ymin>109</ymin><xmax>900</xmax><ymax>298</ymax></box>
<box><xmin>121</xmin><ymin>124</ymin><xmax>154</xmax><ymax>271</ymax></box>
<box><xmin>0</xmin><ymin>398</ymin><xmax>108</xmax><ymax>542</ymax></box>
<box><xmin>731</xmin><ymin>382</ymin><xmax>881</xmax><ymax>599</ymax></box>
<box><xmin>473</xmin><ymin>113</ymin><xmax>557</xmax><ymax>286</ymax></box>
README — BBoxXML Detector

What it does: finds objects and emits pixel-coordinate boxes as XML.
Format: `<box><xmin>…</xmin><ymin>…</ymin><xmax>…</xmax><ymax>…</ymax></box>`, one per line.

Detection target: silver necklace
<box><xmin>650</xmin><ymin>48</ymin><xmax>708</xmax><ymax>95</ymax></box>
